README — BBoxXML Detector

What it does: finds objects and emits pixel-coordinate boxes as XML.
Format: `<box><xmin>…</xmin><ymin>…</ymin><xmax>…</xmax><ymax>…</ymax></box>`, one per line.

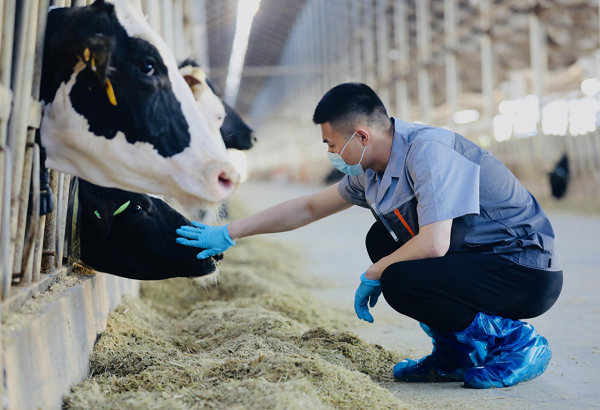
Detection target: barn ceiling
<box><xmin>204</xmin><ymin>0</ymin><xmax>600</xmax><ymax>115</ymax></box>
<box><xmin>205</xmin><ymin>0</ymin><xmax>307</xmax><ymax>114</ymax></box>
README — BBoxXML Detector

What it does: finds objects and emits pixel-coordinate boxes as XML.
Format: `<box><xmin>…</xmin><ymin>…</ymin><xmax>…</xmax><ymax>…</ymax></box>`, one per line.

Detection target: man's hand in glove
<box><xmin>176</xmin><ymin>221</ymin><xmax>236</xmax><ymax>259</ymax></box>
<box><xmin>354</xmin><ymin>271</ymin><xmax>382</xmax><ymax>323</ymax></box>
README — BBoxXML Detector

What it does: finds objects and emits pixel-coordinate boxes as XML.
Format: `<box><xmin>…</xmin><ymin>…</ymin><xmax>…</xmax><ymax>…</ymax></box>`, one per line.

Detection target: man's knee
<box><xmin>380</xmin><ymin>263</ymin><xmax>421</xmax><ymax>302</ymax></box>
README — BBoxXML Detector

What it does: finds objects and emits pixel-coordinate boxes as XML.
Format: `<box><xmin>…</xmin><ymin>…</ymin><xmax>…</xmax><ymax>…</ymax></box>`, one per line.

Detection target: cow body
<box><xmin>79</xmin><ymin>179</ymin><xmax>220</xmax><ymax>280</ymax></box>
<box><xmin>40</xmin><ymin>0</ymin><xmax>238</xmax><ymax>206</ymax></box>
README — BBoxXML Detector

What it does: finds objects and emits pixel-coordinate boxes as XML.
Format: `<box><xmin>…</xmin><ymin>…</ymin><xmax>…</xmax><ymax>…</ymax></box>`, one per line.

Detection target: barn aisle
<box><xmin>231</xmin><ymin>179</ymin><xmax>600</xmax><ymax>410</ymax></box>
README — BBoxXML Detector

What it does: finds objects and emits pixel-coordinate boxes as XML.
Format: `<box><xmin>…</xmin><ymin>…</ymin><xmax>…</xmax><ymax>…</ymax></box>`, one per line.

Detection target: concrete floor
<box><xmin>232</xmin><ymin>180</ymin><xmax>600</xmax><ymax>410</ymax></box>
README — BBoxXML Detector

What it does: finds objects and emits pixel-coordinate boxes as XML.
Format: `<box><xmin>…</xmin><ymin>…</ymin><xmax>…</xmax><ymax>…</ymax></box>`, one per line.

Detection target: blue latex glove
<box><xmin>176</xmin><ymin>221</ymin><xmax>236</xmax><ymax>259</ymax></box>
<box><xmin>354</xmin><ymin>271</ymin><xmax>382</xmax><ymax>323</ymax></box>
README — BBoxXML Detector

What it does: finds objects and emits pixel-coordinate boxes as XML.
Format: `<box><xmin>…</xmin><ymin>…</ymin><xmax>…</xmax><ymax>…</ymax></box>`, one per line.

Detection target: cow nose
<box><xmin>216</xmin><ymin>166</ymin><xmax>239</xmax><ymax>201</ymax></box>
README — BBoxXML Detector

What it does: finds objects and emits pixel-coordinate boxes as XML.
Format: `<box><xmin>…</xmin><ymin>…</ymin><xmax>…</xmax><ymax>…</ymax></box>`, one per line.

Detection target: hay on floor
<box><xmin>64</xmin><ymin>239</ymin><xmax>409</xmax><ymax>410</ymax></box>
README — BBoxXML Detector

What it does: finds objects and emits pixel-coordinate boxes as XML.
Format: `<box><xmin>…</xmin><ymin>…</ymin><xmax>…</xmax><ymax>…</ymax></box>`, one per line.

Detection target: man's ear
<box><xmin>356</xmin><ymin>129</ymin><xmax>370</xmax><ymax>145</ymax></box>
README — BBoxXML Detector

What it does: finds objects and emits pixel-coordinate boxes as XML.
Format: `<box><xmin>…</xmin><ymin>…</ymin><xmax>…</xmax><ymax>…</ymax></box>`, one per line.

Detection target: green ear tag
<box><xmin>113</xmin><ymin>200</ymin><xmax>131</xmax><ymax>216</ymax></box>
<box><xmin>94</xmin><ymin>211</ymin><xmax>101</xmax><ymax>219</ymax></box>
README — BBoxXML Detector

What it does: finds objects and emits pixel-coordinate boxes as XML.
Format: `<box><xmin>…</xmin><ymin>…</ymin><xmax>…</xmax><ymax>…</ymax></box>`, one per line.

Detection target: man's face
<box><xmin>321</xmin><ymin>122</ymin><xmax>364</xmax><ymax>165</ymax></box>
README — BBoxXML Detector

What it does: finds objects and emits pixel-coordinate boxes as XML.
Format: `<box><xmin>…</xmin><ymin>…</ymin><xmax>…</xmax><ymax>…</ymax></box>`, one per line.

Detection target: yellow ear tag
<box><xmin>105</xmin><ymin>78</ymin><xmax>117</xmax><ymax>106</ymax></box>
<box><xmin>91</xmin><ymin>57</ymin><xmax>97</xmax><ymax>72</ymax></box>
<box><xmin>84</xmin><ymin>48</ymin><xmax>90</xmax><ymax>62</ymax></box>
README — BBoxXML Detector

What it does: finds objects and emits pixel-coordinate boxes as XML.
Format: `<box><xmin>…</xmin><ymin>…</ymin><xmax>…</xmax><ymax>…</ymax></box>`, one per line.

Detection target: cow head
<box><xmin>78</xmin><ymin>179</ymin><xmax>220</xmax><ymax>280</ymax></box>
<box><xmin>179</xmin><ymin>59</ymin><xmax>256</xmax><ymax>151</ymax></box>
<box><xmin>219</xmin><ymin>101</ymin><xmax>257</xmax><ymax>150</ymax></box>
<box><xmin>40</xmin><ymin>0</ymin><xmax>238</xmax><ymax>206</ymax></box>
<box><xmin>178</xmin><ymin>62</ymin><xmax>226</xmax><ymax>151</ymax></box>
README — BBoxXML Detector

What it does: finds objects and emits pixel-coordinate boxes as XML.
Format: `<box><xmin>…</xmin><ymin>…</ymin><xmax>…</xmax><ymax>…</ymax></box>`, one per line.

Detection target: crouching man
<box><xmin>176</xmin><ymin>83</ymin><xmax>563</xmax><ymax>388</ymax></box>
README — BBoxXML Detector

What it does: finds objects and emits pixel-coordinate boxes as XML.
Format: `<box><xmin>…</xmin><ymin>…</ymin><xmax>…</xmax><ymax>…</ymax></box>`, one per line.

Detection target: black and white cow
<box><xmin>78</xmin><ymin>179</ymin><xmax>221</xmax><ymax>280</ymax></box>
<box><xmin>179</xmin><ymin>59</ymin><xmax>256</xmax><ymax>151</ymax></box>
<box><xmin>40</xmin><ymin>0</ymin><xmax>238</xmax><ymax>206</ymax></box>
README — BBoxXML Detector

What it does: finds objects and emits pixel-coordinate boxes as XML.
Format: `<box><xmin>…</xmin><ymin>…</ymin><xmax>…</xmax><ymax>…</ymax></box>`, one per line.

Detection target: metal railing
<box><xmin>0</xmin><ymin>0</ymin><xmax>209</xmax><ymax>307</ymax></box>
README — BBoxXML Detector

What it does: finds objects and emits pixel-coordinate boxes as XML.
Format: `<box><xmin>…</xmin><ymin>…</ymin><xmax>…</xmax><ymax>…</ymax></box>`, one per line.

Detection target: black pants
<box><xmin>366</xmin><ymin>222</ymin><xmax>563</xmax><ymax>332</ymax></box>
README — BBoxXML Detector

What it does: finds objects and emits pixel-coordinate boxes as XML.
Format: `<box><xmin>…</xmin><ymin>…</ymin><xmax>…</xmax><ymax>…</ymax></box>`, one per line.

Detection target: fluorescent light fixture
<box><xmin>493</xmin><ymin>114</ymin><xmax>513</xmax><ymax>141</ymax></box>
<box><xmin>568</xmin><ymin>97</ymin><xmax>598</xmax><ymax>136</ymax></box>
<box><xmin>542</xmin><ymin>100</ymin><xmax>568</xmax><ymax>136</ymax></box>
<box><xmin>453</xmin><ymin>110</ymin><xmax>479</xmax><ymax>124</ymax></box>
<box><xmin>227</xmin><ymin>150</ymin><xmax>248</xmax><ymax>182</ymax></box>
<box><xmin>581</xmin><ymin>78</ymin><xmax>600</xmax><ymax>97</ymax></box>
<box><xmin>478</xmin><ymin>134</ymin><xmax>491</xmax><ymax>148</ymax></box>
<box><xmin>224</xmin><ymin>0</ymin><xmax>261</xmax><ymax>106</ymax></box>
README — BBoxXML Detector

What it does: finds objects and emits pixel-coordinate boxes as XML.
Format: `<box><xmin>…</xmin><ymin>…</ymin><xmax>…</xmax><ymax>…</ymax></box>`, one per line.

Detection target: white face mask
<box><xmin>327</xmin><ymin>132</ymin><xmax>366</xmax><ymax>176</ymax></box>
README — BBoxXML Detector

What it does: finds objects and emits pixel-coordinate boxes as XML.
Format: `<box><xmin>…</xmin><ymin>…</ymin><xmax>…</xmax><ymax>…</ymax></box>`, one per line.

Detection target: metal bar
<box><xmin>161</xmin><ymin>0</ymin><xmax>175</xmax><ymax>50</ymax></box>
<box><xmin>445</xmin><ymin>0</ymin><xmax>459</xmax><ymax>126</ymax></box>
<box><xmin>32</xmin><ymin>214</ymin><xmax>44</xmax><ymax>282</ymax></box>
<box><xmin>324</xmin><ymin>0</ymin><xmax>334</xmax><ymax>89</ymax></box>
<box><xmin>14</xmin><ymin>0</ymin><xmax>49</xmax><ymax>282</ymax></box>
<box><xmin>146</xmin><ymin>0</ymin><xmax>161</xmax><ymax>34</ymax></box>
<box><xmin>480</xmin><ymin>0</ymin><xmax>493</xmax><ymax>130</ymax></box>
<box><xmin>19</xmin><ymin>142</ymin><xmax>39</xmax><ymax>287</ymax></box>
<box><xmin>394</xmin><ymin>0</ymin><xmax>410</xmax><ymax>122</ymax></box>
<box><xmin>194</xmin><ymin>0</ymin><xmax>210</xmax><ymax>70</ymax></box>
<box><xmin>41</xmin><ymin>169</ymin><xmax>58</xmax><ymax>273</ymax></box>
<box><xmin>0</xmin><ymin>145</ymin><xmax>11</xmax><ymax>299</ymax></box>
<box><xmin>362</xmin><ymin>0</ymin><xmax>376</xmax><ymax>87</ymax></box>
<box><xmin>12</xmin><ymin>135</ymin><xmax>33</xmax><ymax>277</ymax></box>
<box><xmin>350</xmin><ymin>0</ymin><xmax>362</xmax><ymax>82</ymax></box>
<box><xmin>7</xmin><ymin>0</ymin><xmax>38</xmax><ymax>283</ymax></box>
<box><xmin>1</xmin><ymin>146</ymin><xmax>11</xmax><ymax>299</ymax></box>
<box><xmin>56</xmin><ymin>174</ymin><xmax>71</xmax><ymax>270</ymax></box>
<box><xmin>53</xmin><ymin>173</ymin><xmax>63</xmax><ymax>269</ymax></box>
<box><xmin>316</xmin><ymin>0</ymin><xmax>325</xmax><ymax>95</ymax></box>
<box><xmin>529</xmin><ymin>3</ymin><xmax>544</xmax><ymax>101</ymax></box>
<box><xmin>529</xmin><ymin>0</ymin><xmax>545</xmax><ymax>176</ymax></box>
<box><xmin>416</xmin><ymin>0</ymin><xmax>432</xmax><ymax>124</ymax></box>
<box><xmin>376</xmin><ymin>0</ymin><xmax>389</xmax><ymax>106</ymax></box>
<box><xmin>173</xmin><ymin>0</ymin><xmax>185</xmax><ymax>61</ymax></box>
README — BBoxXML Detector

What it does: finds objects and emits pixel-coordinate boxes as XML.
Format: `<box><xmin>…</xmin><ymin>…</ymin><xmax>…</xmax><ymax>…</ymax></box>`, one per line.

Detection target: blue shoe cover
<box><xmin>457</xmin><ymin>313</ymin><xmax>552</xmax><ymax>389</ymax></box>
<box><xmin>393</xmin><ymin>323</ymin><xmax>487</xmax><ymax>382</ymax></box>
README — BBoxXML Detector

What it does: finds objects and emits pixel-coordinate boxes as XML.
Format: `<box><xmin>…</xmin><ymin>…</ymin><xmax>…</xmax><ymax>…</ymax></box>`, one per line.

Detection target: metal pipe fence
<box><xmin>0</xmin><ymin>0</ymin><xmax>209</xmax><ymax>307</ymax></box>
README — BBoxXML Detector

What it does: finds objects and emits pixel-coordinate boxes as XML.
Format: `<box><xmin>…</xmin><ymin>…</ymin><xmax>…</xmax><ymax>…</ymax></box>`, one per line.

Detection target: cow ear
<box><xmin>82</xmin><ymin>36</ymin><xmax>113</xmax><ymax>83</ymax></box>
<box><xmin>183</xmin><ymin>74</ymin><xmax>204</xmax><ymax>101</ymax></box>
<box><xmin>183</xmin><ymin>74</ymin><xmax>202</xmax><ymax>88</ymax></box>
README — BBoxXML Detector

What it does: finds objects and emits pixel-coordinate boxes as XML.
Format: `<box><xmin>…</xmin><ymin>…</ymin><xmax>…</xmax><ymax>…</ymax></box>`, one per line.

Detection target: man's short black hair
<box><xmin>312</xmin><ymin>83</ymin><xmax>391</xmax><ymax>136</ymax></box>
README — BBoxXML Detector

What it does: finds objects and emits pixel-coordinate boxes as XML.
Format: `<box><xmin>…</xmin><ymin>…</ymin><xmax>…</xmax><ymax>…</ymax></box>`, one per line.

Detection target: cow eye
<box><xmin>131</xmin><ymin>204</ymin><xmax>144</xmax><ymax>216</ymax></box>
<box><xmin>138</xmin><ymin>60</ymin><xmax>155</xmax><ymax>76</ymax></box>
